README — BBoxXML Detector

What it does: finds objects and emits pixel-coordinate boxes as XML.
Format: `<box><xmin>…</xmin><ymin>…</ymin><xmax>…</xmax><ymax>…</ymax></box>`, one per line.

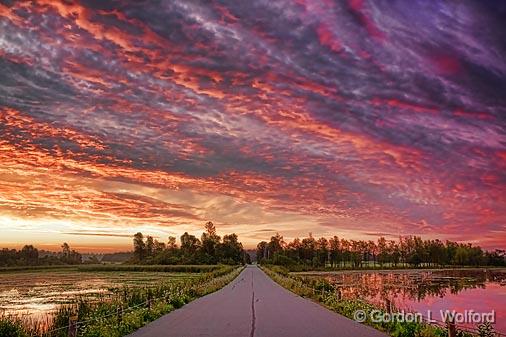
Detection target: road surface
<box><xmin>128</xmin><ymin>265</ymin><xmax>387</xmax><ymax>337</ymax></box>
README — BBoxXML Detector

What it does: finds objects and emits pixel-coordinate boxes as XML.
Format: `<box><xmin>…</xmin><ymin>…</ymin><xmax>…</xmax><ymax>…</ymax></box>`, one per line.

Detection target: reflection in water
<box><xmin>306</xmin><ymin>269</ymin><xmax>506</xmax><ymax>333</ymax></box>
<box><xmin>0</xmin><ymin>271</ymin><xmax>196</xmax><ymax>320</ymax></box>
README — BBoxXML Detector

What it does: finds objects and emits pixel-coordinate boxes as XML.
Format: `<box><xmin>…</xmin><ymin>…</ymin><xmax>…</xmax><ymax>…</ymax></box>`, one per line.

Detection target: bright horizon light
<box><xmin>0</xmin><ymin>1</ymin><xmax>505</xmax><ymax>252</ymax></box>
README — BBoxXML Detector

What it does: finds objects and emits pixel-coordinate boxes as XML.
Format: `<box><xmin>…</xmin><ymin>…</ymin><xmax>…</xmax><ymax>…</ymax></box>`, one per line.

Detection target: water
<box><xmin>0</xmin><ymin>269</ymin><xmax>197</xmax><ymax>319</ymax></box>
<box><xmin>302</xmin><ymin>268</ymin><xmax>506</xmax><ymax>334</ymax></box>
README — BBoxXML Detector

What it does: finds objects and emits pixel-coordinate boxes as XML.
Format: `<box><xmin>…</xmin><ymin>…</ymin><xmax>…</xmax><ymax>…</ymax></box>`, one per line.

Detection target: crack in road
<box><xmin>127</xmin><ymin>266</ymin><xmax>388</xmax><ymax>337</ymax></box>
<box><xmin>250</xmin><ymin>270</ymin><xmax>256</xmax><ymax>337</ymax></box>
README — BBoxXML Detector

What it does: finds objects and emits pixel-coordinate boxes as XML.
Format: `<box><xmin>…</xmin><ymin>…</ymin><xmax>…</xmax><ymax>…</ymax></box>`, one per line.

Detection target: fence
<box><xmin>31</xmin><ymin>266</ymin><xmax>240</xmax><ymax>337</ymax></box>
<box><xmin>38</xmin><ymin>290</ymin><xmax>175</xmax><ymax>337</ymax></box>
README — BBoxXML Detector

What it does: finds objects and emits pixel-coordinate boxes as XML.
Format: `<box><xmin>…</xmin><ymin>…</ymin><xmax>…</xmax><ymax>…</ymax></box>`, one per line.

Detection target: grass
<box><xmin>261</xmin><ymin>265</ymin><xmax>497</xmax><ymax>337</ymax></box>
<box><xmin>0</xmin><ymin>265</ymin><xmax>77</xmax><ymax>273</ymax></box>
<box><xmin>0</xmin><ymin>269</ymin><xmax>202</xmax><ymax>312</ymax></box>
<box><xmin>281</xmin><ymin>262</ymin><xmax>506</xmax><ymax>273</ymax></box>
<box><xmin>0</xmin><ymin>318</ymin><xmax>29</xmax><ymax>337</ymax></box>
<box><xmin>1</xmin><ymin>265</ymin><xmax>243</xmax><ymax>337</ymax></box>
<box><xmin>0</xmin><ymin>264</ymin><xmax>223</xmax><ymax>274</ymax></box>
<box><xmin>77</xmin><ymin>264</ymin><xmax>222</xmax><ymax>273</ymax></box>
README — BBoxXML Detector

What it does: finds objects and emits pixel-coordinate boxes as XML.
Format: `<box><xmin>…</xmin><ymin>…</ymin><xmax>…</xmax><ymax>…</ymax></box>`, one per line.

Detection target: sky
<box><xmin>0</xmin><ymin>0</ymin><xmax>505</xmax><ymax>252</ymax></box>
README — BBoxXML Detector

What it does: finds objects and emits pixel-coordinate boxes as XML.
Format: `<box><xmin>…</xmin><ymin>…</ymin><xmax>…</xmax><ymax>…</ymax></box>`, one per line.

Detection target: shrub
<box><xmin>0</xmin><ymin>319</ymin><xmax>29</xmax><ymax>337</ymax></box>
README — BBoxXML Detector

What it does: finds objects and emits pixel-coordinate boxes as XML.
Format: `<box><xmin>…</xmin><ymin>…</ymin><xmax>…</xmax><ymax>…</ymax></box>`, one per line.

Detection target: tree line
<box><xmin>132</xmin><ymin>221</ymin><xmax>250</xmax><ymax>265</ymax></box>
<box><xmin>0</xmin><ymin>243</ymin><xmax>82</xmax><ymax>267</ymax></box>
<box><xmin>257</xmin><ymin>233</ymin><xmax>506</xmax><ymax>268</ymax></box>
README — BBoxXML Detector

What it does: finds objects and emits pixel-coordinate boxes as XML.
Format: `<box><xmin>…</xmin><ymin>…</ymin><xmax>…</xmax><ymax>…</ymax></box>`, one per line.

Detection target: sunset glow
<box><xmin>0</xmin><ymin>1</ymin><xmax>505</xmax><ymax>251</ymax></box>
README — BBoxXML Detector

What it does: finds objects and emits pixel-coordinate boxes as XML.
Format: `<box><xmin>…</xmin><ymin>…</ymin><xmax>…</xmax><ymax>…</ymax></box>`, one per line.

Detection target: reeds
<box><xmin>261</xmin><ymin>265</ymin><xmax>499</xmax><ymax>337</ymax></box>
<box><xmin>2</xmin><ymin>265</ymin><xmax>241</xmax><ymax>337</ymax></box>
<box><xmin>77</xmin><ymin>264</ymin><xmax>221</xmax><ymax>273</ymax></box>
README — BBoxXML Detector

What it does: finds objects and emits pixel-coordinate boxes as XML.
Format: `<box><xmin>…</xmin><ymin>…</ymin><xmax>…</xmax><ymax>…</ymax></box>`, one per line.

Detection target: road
<box><xmin>128</xmin><ymin>265</ymin><xmax>387</xmax><ymax>337</ymax></box>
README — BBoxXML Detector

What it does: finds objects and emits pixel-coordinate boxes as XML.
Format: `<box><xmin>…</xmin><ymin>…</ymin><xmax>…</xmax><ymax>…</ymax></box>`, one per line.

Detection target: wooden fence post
<box><xmin>68</xmin><ymin>315</ymin><xmax>78</xmax><ymax>337</ymax></box>
<box><xmin>447</xmin><ymin>318</ymin><xmax>457</xmax><ymax>337</ymax></box>
<box><xmin>117</xmin><ymin>306</ymin><xmax>123</xmax><ymax>323</ymax></box>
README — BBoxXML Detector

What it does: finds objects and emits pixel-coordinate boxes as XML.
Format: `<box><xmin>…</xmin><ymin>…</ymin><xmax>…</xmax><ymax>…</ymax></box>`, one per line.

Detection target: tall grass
<box><xmin>0</xmin><ymin>266</ymin><xmax>76</xmax><ymax>273</ymax></box>
<box><xmin>0</xmin><ymin>318</ymin><xmax>29</xmax><ymax>337</ymax></box>
<box><xmin>1</xmin><ymin>266</ymin><xmax>242</xmax><ymax>337</ymax></box>
<box><xmin>0</xmin><ymin>264</ymin><xmax>223</xmax><ymax>274</ymax></box>
<box><xmin>77</xmin><ymin>264</ymin><xmax>221</xmax><ymax>273</ymax></box>
<box><xmin>261</xmin><ymin>265</ymin><xmax>497</xmax><ymax>337</ymax></box>
<box><xmin>280</xmin><ymin>262</ymin><xmax>505</xmax><ymax>273</ymax></box>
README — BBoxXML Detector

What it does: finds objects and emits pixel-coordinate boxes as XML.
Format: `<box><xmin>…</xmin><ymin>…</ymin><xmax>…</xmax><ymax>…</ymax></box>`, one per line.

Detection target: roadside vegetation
<box><xmin>0</xmin><ymin>222</ymin><xmax>250</xmax><ymax>336</ymax></box>
<box><xmin>0</xmin><ymin>265</ymin><xmax>243</xmax><ymax>337</ymax></box>
<box><xmin>257</xmin><ymin>233</ymin><xmax>505</xmax><ymax>271</ymax></box>
<box><xmin>261</xmin><ymin>265</ymin><xmax>497</xmax><ymax>337</ymax></box>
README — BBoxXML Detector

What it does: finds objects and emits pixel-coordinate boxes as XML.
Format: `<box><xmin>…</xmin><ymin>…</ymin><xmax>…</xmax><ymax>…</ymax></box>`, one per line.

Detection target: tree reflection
<box><xmin>311</xmin><ymin>270</ymin><xmax>506</xmax><ymax>311</ymax></box>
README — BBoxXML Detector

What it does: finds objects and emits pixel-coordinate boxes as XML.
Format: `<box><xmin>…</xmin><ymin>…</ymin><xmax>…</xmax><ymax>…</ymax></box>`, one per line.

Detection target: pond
<box><xmin>0</xmin><ymin>269</ymin><xmax>198</xmax><ymax>320</ymax></box>
<box><xmin>300</xmin><ymin>268</ymin><xmax>506</xmax><ymax>334</ymax></box>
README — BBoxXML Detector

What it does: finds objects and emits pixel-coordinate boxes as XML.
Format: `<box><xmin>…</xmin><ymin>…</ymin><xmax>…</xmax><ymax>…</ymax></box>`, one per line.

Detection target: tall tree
<box><xmin>301</xmin><ymin>234</ymin><xmax>316</xmax><ymax>262</ymax></box>
<box><xmin>268</xmin><ymin>233</ymin><xmax>285</xmax><ymax>259</ymax></box>
<box><xmin>316</xmin><ymin>237</ymin><xmax>329</xmax><ymax>266</ymax></box>
<box><xmin>329</xmin><ymin>236</ymin><xmax>340</xmax><ymax>267</ymax></box>
<box><xmin>129</xmin><ymin>222</ymin><xmax>247</xmax><ymax>266</ymax></box>
<box><xmin>377</xmin><ymin>237</ymin><xmax>388</xmax><ymax>266</ymax></box>
<box><xmin>180</xmin><ymin>232</ymin><xmax>200</xmax><ymax>256</ymax></box>
<box><xmin>154</xmin><ymin>240</ymin><xmax>166</xmax><ymax>254</ymax></box>
<box><xmin>167</xmin><ymin>236</ymin><xmax>177</xmax><ymax>250</ymax></box>
<box><xmin>287</xmin><ymin>238</ymin><xmax>303</xmax><ymax>261</ymax></box>
<box><xmin>204</xmin><ymin>221</ymin><xmax>217</xmax><ymax>236</ymax></box>
<box><xmin>146</xmin><ymin>236</ymin><xmax>154</xmax><ymax>257</ymax></box>
<box><xmin>256</xmin><ymin>241</ymin><xmax>268</xmax><ymax>262</ymax></box>
<box><xmin>340</xmin><ymin>239</ymin><xmax>350</xmax><ymax>267</ymax></box>
<box><xmin>20</xmin><ymin>245</ymin><xmax>39</xmax><ymax>265</ymax></box>
<box><xmin>61</xmin><ymin>242</ymin><xmax>70</xmax><ymax>257</ymax></box>
<box><xmin>368</xmin><ymin>240</ymin><xmax>377</xmax><ymax>267</ymax></box>
<box><xmin>219</xmin><ymin>233</ymin><xmax>243</xmax><ymax>264</ymax></box>
<box><xmin>133</xmin><ymin>232</ymin><xmax>146</xmax><ymax>262</ymax></box>
<box><xmin>201</xmin><ymin>221</ymin><xmax>220</xmax><ymax>260</ymax></box>
<box><xmin>389</xmin><ymin>240</ymin><xmax>400</xmax><ymax>266</ymax></box>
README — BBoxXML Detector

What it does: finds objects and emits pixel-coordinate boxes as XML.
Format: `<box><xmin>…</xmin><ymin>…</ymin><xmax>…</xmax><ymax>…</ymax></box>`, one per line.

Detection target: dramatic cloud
<box><xmin>0</xmin><ymin>0</ymin><xmax>505</xmax><ymax>250</ymax></box>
